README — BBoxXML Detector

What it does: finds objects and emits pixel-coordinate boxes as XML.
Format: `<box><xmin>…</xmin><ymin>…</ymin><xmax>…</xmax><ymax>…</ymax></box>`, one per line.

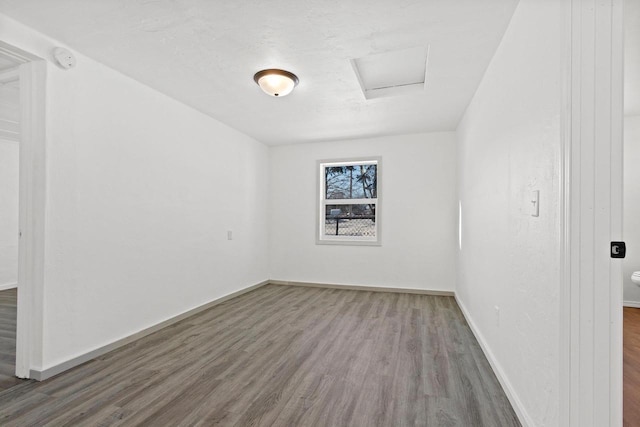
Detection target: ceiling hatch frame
<box><xmin>350</xmin><ymin>45</ymin><xmax>430</xmax><ymax>100</ymax></box>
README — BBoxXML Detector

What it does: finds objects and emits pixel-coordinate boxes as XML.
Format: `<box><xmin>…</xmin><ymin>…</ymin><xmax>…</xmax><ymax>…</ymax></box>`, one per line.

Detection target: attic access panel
<box><xmin>351</xmin><ymin>46</ymin><xmax>429</xmax><ymax>100</ymax></box>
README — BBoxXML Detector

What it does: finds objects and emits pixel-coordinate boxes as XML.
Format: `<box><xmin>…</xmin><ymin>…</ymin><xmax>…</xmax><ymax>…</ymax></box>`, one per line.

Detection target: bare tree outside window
<box><xmin>318</xmin><ymin>159</ymin><xmax>380</xmax><ymax>245</ymax></box>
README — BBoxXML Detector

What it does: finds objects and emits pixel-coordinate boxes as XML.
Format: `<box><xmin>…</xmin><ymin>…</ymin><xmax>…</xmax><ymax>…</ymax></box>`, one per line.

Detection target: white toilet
<box><xmin>633</xmin><ymin>271</ymin><xmax>640</xmax><ymax>286</ymax></box>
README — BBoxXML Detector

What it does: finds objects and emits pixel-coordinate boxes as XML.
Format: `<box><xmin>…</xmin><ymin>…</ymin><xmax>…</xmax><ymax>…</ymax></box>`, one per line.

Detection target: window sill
<box><xmin>316</xmin><ymin>238</ymin><xmax>381</xmax><ymax>246</ymax></box>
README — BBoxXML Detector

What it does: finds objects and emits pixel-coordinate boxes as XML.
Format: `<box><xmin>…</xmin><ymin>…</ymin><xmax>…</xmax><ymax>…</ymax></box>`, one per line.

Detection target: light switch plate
<box><xmin>531</xmin><ymin>190</ymin><xmax>540</xmax><ymax>217</ymax></box>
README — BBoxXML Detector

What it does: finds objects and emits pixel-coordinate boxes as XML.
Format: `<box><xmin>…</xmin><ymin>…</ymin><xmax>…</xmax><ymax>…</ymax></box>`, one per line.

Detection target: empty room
<box><xmin>0</xmin><ymin>0</ymin><xmax>628</xmax><ymax>426</ymax></box>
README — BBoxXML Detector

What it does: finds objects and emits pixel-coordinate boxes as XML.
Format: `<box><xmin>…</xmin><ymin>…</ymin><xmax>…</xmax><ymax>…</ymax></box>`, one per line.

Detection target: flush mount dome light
<box><xmin>253</xmin><ymin>69</ymin><xmax>299</xmax><ymax>97</ymax></box>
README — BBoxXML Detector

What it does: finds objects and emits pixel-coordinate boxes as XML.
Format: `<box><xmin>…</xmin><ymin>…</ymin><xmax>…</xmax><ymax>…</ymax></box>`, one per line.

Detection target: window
<box><xmin>317</xmin><ymin>158</ymin><xmax>381</xmax><ymax>245</ymax></box>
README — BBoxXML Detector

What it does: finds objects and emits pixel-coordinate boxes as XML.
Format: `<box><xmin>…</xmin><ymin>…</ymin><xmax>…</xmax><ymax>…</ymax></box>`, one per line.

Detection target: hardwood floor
<box><xmin>0</xmin><ymin>289</ymin><xmax>21</xmax><ymax>392</ymax></box>
<box><xmin>0</xmin><ymin>285</ymin><xmax>519</xmax><ymax>426</ymax></box>
<box><xmin>625</xmin><ymin>307</ymin><xmax>640</xmax><ymax>427</ymax></box>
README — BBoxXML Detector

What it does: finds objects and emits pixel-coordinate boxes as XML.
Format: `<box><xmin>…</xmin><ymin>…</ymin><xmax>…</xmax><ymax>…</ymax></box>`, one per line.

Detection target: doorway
<box><xmin>623</xmin><ymin>0</ymin><xmax>640</xmax><ymax>423</ymax></box>
<box><xmin>0</xmin><ymin>57</ymin><xmax>21</xmax><ymax>388</ymax></box>
<box><xmin>0</xmin><ymin>41</ymin><xmax>46</xmax><ymax>381</ymax></box>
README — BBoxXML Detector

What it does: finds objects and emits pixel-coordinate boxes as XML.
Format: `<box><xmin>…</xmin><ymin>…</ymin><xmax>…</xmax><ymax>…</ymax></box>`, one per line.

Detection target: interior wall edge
<box><xmin>623</xmin><ymin>301</ymin><xmax>640</xmax><ymax>309</ymax></box>
<box><xmin>454</xmin><ymin>294</ymin><xmax>534</xmax><ymax>427</ymax></box>
<box><xmin>30</xmin><ymin>279</ymin><xmax>270</xmax><ymax>381</ymax></box>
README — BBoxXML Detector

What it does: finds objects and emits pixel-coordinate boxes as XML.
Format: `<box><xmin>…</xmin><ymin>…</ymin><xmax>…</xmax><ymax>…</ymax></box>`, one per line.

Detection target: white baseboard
<box><xmin>269</xmin><ymin>279</ymin><xmax>454</xmax><ymax>296</ymax></box>
<box><xmin>30</xmin><ymin>280</ymin><xmax>270</xmax><ymax>381</ymax></box>
<box><xmin>0</xmin><ymin>282</ymin><xmax>17</xmax><ymax>291</ymax></box>
<box><xmin>624</xmin><ymin>301</ymin><xmax>640</xmax><ymax>308</ymax></box>
<box><xmin>454</xmin><ymin>295</ymin><xmax>533</xmax><ymax>427</ymax></box>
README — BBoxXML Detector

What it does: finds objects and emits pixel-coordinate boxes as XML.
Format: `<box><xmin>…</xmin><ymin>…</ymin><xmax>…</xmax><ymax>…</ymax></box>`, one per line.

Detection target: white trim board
<box><xmin>0</xmin><ymin>283</ymin><xmax>17</xmax><ymax>291</ymax></box>
<box><xmin>623</xmin><ymin>301</ymin><xmax>640</xmax><ymax>309</ymax></box>
<box><xmin>30</xmin><ymin>280</ymin><xmax>270</xmax><ymax>381</ymax></box>
<box><xmin>0</xmin><ymin>136</ymin><xmax>19</xmax><ymax>142</ymax></box>
<box><xmin>269</xmin><ymin>280</ymin><xmax>454</xmax><ymax>296</ymax></box>
<box><xmin>0</xmin><ymin>136</ymin><xmax>20</xmax><ymax>145</ymax></box>
<box><xmin>0</xmin><ymin>41</ymin><xmax>39</xmax><ymax>64</ymax></box>
<box><xmin>454</xmin><ymin>295</ymin><xmax>533</xmax><ymax>427</ymax></box>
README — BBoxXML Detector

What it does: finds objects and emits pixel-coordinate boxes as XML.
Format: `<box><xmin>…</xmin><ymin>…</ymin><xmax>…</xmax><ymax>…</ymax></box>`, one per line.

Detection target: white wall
<box><xmin>269</xmin><ymin>132</ymin><xmax>457</xmax><ymax>291</ymax></box>
<box><xmin>0</xmin><ymin>139</ymin><xmax>19</xmax><ymax>288</ymax></box>
<box><xmin>1</xmin><ymin>14</ymin><xmax>269</xmax><ymax>371</ymax></box>
<box><xmin>624</xmin><ymin>115</ymin><xmax>640</xmax><ymax>305</ymax></box>
<box><xmin>456</xmin><ymin>0</ymin><xmax>563</xmax><ymax>426</ymax></box>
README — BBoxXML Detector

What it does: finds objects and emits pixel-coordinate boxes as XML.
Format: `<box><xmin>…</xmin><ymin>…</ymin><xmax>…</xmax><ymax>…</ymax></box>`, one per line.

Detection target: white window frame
<box><xmin>316</xmin><ymin>157</ymin><xmax>381</xmax><ymax>246</ymax></box>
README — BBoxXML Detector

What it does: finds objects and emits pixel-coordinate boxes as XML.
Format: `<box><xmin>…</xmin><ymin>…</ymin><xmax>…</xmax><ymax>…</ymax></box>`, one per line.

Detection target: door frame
<box><xmin>561</xmin><ymin>0</ymin><xmax>624</xmax><ymax>425</ymax></box>
<box><xmin>16</xmin><ymin>59</ymin><xmax>46</xmax><ymax>379</ymax></box>
<box><xmin>0</xmin><ymin>40</ymin><xmax>47</xmax><ymax>379</ymax></box>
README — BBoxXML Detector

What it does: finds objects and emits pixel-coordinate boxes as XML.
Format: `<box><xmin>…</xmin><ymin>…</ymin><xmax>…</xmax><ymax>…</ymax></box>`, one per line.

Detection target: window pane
<box><xmin>325</xmin><ymin>164</ymin><xmax>377</xmax><ymax>199</ymax></box>
<box><xmin>324</xmin><ymin>204</ymin><xmax>376</xmax><ymax>237</ymax></box>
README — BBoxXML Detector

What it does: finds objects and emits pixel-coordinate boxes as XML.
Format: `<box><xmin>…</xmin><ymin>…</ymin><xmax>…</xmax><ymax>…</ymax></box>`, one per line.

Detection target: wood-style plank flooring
<box><xmin>625</xmin><ymin>307</ymin><xmax>640</xmax><ymax>427</ymax></box>
<box><xmin>0</xmin><ymin>285</ymin><xmax>519</xmax><ymax>426</ymax></box>
<box><xmin>0</xmin><ymin>289</ymin><xmax>21</xmax><ymax>392</ymax></box>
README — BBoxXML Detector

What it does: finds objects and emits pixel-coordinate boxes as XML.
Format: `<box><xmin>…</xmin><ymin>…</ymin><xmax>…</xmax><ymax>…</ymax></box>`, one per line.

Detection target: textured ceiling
<box><xmin>0</xmin><ymin>0</ymin><xmax>519</xmax><ymax>145</ymax></box>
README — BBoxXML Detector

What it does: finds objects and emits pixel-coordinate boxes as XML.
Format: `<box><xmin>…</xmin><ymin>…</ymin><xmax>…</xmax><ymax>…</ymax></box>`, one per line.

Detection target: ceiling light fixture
<box><xmin>253</xmin><ymin>69</ymin><xmax>299</xmax><ymax>97</ymax></box>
